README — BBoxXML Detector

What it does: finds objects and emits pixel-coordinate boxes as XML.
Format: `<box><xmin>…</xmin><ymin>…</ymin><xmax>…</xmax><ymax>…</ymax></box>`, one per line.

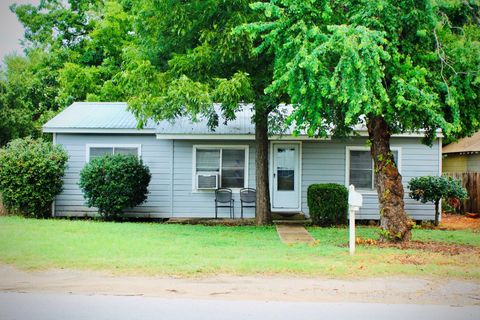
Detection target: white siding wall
<box><xmin>55</xmin><ymin>134</ymin><xmax>172</xmax><ymax>217</ymax></box>
<box><xmin>55</xmin><ymin>134</ymin><xmax>439</xmax><ymax>220</ymax></box>
<box><xmin>301</xmin><ymin>137</ymin><xmax>439</xmax><ymax>220</ymax></box>
<box><xmin>172</xmin><ymin>141</ymin><xmax>256</xmax><ymax>218</ymax></box>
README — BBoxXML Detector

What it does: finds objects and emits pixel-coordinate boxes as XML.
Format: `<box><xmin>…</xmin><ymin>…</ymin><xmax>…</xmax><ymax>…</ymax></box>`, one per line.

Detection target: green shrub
<box><xmin>307</xmin><ymin>183</ymin><xmax>348</xmax><ymax>226</ymax></box>
<box><xmin>0</xmin><ymin>137</ymin><xmax>68</xmax><ymax>218</ymax></box>
<box><xmin>409</xmin><ymin>175</ymin><xmax>467</xmax><ymax>225</ymax></box>
<box><xmin>79</xmin><ymin>154</ymin><xmax>151</xmax><ymax>220</ymax></box>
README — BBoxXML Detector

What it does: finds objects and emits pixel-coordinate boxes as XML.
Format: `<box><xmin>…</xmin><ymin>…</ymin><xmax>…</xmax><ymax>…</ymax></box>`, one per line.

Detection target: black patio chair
<box><xmin>240</xmin><ymin>188</ymin><xmax>256</xmax><ymax>219</ymax></box>
<box><xmin>215</xmin><ymin>188</ymin><xmax>234</xmax><ymax>219</ymax></box>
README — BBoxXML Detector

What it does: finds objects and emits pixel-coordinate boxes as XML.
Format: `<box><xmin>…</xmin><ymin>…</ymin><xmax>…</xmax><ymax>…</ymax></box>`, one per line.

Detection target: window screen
<box><xmin>115</xmin><ymin>147</ymin><xmax>138</xmax><ymax>156</ymax></box>
<box><xmin>349</xmin><ymin>150</ymin><xmax>373</xmax><ymax>189</ymax></box>
<box><xmin>195</xmin><ymin>147</ymin><xmax>247</xmax><ymax>189</ymax></box>
<box><xmin>349</xmin><ymin>150</ymin><xmax>399</xmax><ymax>190</ymax></box>
<box><xmin>89</xmin><ymin>146</ymin><xmax>139</xmax><ymax>161</ymax></box>
<box><xmin>196</xmin><ymin>149</ymin><xmax>220</xmax><ymax>172</ymax></box>
<box><xmin>221</xmin><ymin>149</ymin><xmax>245</xmax><ymax>188</ymax></box>
<box><xmin>90</xmin><ymin>147</ymin><xmax>113</xmax><ymax>160</ymax></box>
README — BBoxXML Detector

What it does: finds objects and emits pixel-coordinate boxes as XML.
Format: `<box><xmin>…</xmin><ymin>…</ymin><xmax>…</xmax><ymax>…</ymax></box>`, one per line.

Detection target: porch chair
<box><xmin>215</xmin><ymin>188</ymin><xmax>234</xmax><ymax>219</ymax></box>
<box><xmin>240</xmin><ymin>188</ymin><xmax>256</xmax><ymax>219</ymax></box>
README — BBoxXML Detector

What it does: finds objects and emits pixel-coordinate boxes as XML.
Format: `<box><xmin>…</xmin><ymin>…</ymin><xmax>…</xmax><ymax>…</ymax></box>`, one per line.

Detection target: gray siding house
<box><xmin>43</xmin><ymin>102</ymin><xmax>442</xmax><ymax>220</ymax></box>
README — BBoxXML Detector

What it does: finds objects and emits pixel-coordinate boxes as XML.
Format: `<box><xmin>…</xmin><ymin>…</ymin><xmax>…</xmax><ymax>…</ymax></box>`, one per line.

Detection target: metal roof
<box><xmin>157</xmin><ymin>103</ymin><xmax>266</xmax><ymax>135</ymax></box>
<box><xmin>43</xmin><ymin>102</ymin><xmax>290</xmax><ymax>135</ymax></box>
<box><xmin>43</xmin><ymin>102</ymin><xmax>156</xmax><ymax>133</ymax></box>
<box><xmin>43</xmin><ymin>102</ymin><xmax>437</xmax><ymax>139</ymax></box>
<box><xmin>443</xmin><ymin>131</ymin><xmax>480</xmax><ymax>154</ymax></box>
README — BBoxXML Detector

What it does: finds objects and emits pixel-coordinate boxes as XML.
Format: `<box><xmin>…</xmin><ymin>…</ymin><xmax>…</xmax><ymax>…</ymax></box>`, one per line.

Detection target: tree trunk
<box><xmin>434</xmin><ymin>200</ymin><xmax>440</xmax><ymax>226</ymax></box>
<box><xmin>255</xmin><ymin>109</ymin><xmax>271</xmax><ymax>225</ymax></box>
<box><xmin>367</xmin><ymin>116</ymin><xmax>412</xmax><ymax>242</ymax></box>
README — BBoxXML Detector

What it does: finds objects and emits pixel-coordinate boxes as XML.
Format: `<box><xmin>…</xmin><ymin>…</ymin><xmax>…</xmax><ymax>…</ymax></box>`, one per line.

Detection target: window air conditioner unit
<box><xmin>196</xmin><ymin>173</ymin><xmax>219</xmax><ymax>190</ymax></box>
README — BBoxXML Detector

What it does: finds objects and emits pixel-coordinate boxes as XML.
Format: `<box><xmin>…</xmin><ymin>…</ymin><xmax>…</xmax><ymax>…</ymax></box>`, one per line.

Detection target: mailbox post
<box><xmin>348</xmin><ymin>185</ymin><xmax>363</xmax><ymax>256</ymax></box>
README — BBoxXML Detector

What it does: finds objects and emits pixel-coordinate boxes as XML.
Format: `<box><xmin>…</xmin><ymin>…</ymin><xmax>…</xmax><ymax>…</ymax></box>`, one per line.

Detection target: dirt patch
<box><xmin>385</xmin><ymin>240</ymin><xmax>479</xmax><ymax>255</ymax></box>
<box><xmin>438</xmin><ymin>213</ymin><xmax>480</xmax><ymax>231</ymax></box>
<box><xmin>356</xmin><ymin>238</ymin><xmax>480</xmax><ymax>255</ymax></box>
<box><xmin>396</xmin><ymin>254</ymin><xmax>426</xmax><ymax>265</ymax></box>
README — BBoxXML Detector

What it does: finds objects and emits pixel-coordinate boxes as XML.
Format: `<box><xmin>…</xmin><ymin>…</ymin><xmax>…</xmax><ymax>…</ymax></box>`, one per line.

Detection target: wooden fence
<box><xmin>444</xmin><ymin>172</ymin><xmax>480</xmax><ymax>213</ymax></box>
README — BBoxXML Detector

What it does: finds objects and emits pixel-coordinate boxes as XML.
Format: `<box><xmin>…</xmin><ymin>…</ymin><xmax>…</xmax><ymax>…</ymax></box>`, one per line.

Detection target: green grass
<box><xmin>0</xmin><ymin>216</ymin><xmax>478</xmax><ymax>278</ymax></box>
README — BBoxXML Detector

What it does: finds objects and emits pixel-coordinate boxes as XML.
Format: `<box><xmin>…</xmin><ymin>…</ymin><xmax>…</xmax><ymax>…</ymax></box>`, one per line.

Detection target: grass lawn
<box><xmin>0</xmin><ymin>216</ymin><xmax>478</xmax><ymax>279</ymax></box>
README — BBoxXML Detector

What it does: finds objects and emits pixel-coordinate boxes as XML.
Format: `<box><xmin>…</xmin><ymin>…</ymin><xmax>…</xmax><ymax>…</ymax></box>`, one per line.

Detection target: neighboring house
<box><xmin>43</xmin><ymin>102</ymin><xmax>441</xmax><ymax>220</ymax></box>
<box><xmin>442</xmin><ymin>131</ymin><xmax>480</xmax><ymax>173</ymax></box>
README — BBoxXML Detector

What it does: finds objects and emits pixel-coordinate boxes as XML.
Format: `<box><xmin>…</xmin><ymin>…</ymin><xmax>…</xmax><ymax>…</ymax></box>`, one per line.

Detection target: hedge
<box><xmin>307</xmin><ymin>183</ymin><xmax>348</xmax><ymax>226</ymax></box>
<box><xmin>0</xmin><ymin>137</ymin><xmax>68</xmax><ymax>217</ymax></box>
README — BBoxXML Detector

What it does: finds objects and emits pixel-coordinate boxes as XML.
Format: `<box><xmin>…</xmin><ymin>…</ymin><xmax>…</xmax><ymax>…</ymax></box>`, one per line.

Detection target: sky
<box><xmin>0</xmin><ymin>0</ymin><xmax>40</xmax><ymax>62</ymax></box>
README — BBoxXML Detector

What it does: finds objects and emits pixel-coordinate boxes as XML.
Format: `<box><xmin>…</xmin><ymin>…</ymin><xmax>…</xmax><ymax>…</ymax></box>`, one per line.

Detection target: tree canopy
<box><xmin>1</xmin><ymin>0</ymin><xmax>132</xmax><ymax>144</ymax></box>
<box><xmin>242</xmin><ymin>0</ymin><xmax>480</xmax><ymax>143</ymax></box>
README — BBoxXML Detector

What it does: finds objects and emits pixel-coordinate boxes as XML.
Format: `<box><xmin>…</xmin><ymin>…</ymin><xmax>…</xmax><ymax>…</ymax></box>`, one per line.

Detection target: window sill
<box><xmin>355</xmin><ymin>190</ymin><xmax>377</xmax><ymax>195</ymax></box>
<box><xmin>192</xmin><ymin>188</ymin><xmax>245</xmax><ymax>194</ymax></box>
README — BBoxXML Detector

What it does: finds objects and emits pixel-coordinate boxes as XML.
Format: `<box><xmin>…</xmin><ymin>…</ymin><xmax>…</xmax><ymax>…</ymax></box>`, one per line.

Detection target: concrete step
<box><xmin>273</xmin><ymin>219</ymin><xmax>312</xmax><ymax>225</ymax></box>
<box><xmin>272</xmin><ymin>212</ymin><xmax>306</xmax><ymax>221</ymax></box>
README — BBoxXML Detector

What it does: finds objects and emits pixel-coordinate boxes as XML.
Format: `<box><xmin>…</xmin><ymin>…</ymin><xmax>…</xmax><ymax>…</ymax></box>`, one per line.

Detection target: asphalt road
<box><xmin>0</xmin><ymin>292</ymin><xmax>479</xmax><ymax>320</ymax></box>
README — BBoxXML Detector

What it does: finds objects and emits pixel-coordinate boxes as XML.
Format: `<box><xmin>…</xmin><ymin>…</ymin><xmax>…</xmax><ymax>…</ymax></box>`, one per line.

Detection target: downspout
<box><xmin>438</xmin><ymin>135</ymin><xmax>442</xmax><ymax>223</ymax></box>
<box><xmin>170</xmin><ymin>140</ymin><xmax>174</xmax><ymax>217</ymax></box>
<box><xmin>52</xmin><ymin>132</ymin><xmax>56</xmax><ymax>218</ymax></box>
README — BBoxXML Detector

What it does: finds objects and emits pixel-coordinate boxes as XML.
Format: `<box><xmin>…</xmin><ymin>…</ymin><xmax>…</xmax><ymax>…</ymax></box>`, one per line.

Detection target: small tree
<box><xmin>79</xmin><ymin>154</ymin><xmax>151</xmax><ymax>220</ymax></box>
<box><xmin>409</xmin><ymin>176</ymin><xmax>467</xmax><ymax>226</ymax></box>
<box><xmin>0</xmin><ymin>137</ymin><xmax>68</xmax><ymax>217</ymax></box>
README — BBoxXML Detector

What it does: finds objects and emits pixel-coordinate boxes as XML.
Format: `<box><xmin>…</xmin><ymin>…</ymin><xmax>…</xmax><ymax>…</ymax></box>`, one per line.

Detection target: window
<box><xmin>347</xmin><ymin>147</ymin><xmax>400</xmax><ymax>190</ymax></box>
<box><xmin>86</xmin><ymin>144</ymin><xmax>141</xmax><ymax>161</ymax></box>
<box><xmin>194</xmin><ymin>146</ymin><xmax>248</xmax><ymax>190</ymax></box>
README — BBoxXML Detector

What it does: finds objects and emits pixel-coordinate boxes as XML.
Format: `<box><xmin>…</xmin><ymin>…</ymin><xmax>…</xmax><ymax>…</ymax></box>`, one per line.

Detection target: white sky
<box><xmin>0</xmin><ymin>0</ymin><xmax>40</xmax><ymax>62</ymax></box>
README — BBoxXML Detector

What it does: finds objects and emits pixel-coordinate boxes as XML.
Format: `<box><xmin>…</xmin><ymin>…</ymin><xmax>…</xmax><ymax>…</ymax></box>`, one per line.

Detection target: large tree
<box><xmin>119</xmin><ymin>0</ymin><xmax>276</xmax><ymax>224</ymax></box>
<box><xmin>0</xmin><ymin>0</ymin><xmax>130</xmax><ymax>145</ymax></box>
<box><xmin>242</xmin><ymin>0</ymin><xmax>480</xmax><ymax>240</ymax></box>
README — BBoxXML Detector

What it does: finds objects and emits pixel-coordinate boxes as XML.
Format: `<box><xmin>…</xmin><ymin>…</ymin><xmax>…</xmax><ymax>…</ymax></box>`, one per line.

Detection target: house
<box><xmin>43</xmin><ymin>102</ymin><xmax>441</xmax><ymax>220</ymax></box>
<box><xmin>442</xmin><ymin>131</ymin><xmax>480</xmax><ymax>173</ymax></box>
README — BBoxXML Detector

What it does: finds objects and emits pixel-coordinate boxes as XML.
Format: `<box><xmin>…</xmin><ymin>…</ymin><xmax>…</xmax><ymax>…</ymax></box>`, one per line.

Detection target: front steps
<box><xmin>272</xmin><ymin>212</ymin><xmax>312</xmax><ymax>225</ymax></box>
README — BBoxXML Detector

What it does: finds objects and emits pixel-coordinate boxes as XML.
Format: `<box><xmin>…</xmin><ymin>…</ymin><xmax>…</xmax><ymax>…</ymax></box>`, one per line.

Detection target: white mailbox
<box><xmin>348</xmin><ymin>185</ymin><xmax>363</xmax><ymax>210</ymax></box>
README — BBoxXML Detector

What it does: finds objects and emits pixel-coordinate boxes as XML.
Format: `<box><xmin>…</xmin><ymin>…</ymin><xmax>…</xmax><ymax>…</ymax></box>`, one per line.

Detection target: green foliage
<box><xmin>0</xmin><ymin>1</ymin><xmax>132</xmax><ymax>146</ymax></box>
<box><xmin>0</xmin><ymin>51</ymin><xmax>62</xmax><ymax>145</ymax></box>
<box><xmin>307</xmin><ymin>183</ymin><xmax>348</xmax><ymax>226</ymax></box>
<box><xmin>244</xmin><ymin>0</ymin><xmax>480</xmax><ymax>143</ymax></box>
<box><xmin>409</xmin><ymin>175</ymin><xmax>467</xmax><ymax>224</ymax></box>
<box><xmin>79</xmin><ymin>154</ymin><xmax>151</xmax><ymax>219</ymax></box>
<box><xmin>409</xmin><ymin>176</ymin><xmax>467</xmax><ymax>204</ymax></box>
<box><xmin>0</xmin><ymin>137</ymin><xmax>68</xmax><ymax>217</ymax></box>
<box><xmin>118</xmin><ymin>0</ymin><xmax>266</xmax><ymax>127</ymax></box>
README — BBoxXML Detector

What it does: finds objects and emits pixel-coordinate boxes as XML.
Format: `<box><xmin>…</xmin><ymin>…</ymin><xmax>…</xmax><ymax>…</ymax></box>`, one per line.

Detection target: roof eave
<box><xmin>43</xmin><ymin>127</ymin><xmax>156</xmax><ymax>134</ymax></box>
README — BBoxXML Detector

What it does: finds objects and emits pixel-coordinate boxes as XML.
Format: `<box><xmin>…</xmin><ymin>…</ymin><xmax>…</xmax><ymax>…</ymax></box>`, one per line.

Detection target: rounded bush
<box><xmin>307</xmin><ymin>183</ymin><xmax>348</xmax><ymax>226</ymax></box>
<box><xmin>409</xmin><ymin>175</ymin><xmax>467</xmax><ymax>225</ymax></box>
<box><xmin>0</xmin><ymin>137</ymin><xmax>68</xmax><ymax>218</ymax></box>
<box><xmin>79</xmin><ymin>154</ymin><xmax>151</xmax><ymax>219</ymax></box>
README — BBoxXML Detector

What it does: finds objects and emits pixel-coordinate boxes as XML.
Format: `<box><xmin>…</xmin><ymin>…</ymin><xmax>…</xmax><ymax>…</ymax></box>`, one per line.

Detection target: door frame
<box><xmin>269</xmin><ymin>141</ymin><xmax>302</xmax><ymax>212</ymax></box>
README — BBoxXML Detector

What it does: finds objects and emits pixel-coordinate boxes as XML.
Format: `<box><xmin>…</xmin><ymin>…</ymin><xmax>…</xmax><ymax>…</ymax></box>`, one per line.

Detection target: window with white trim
<box><xmin>194</xmin><ymin>146</ymin><xmax>248</xmax><ymax>190</ymax></box>
<box><xmin>347</xmin><ymin>147</ymin><xmax>400</xmax><ymax>190</ymax></box>
<box><xmin>87</xmin><ymin>145</ymin><xmax>141</xmax><ymax>161</ymax></box>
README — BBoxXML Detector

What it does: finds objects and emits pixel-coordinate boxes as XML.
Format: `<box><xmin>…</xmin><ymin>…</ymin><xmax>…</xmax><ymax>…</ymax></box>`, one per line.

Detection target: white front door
<box><xmin>272</xmin><ymin>143</ymin><xmax>300</xmax><ymax>210</ymax></box>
